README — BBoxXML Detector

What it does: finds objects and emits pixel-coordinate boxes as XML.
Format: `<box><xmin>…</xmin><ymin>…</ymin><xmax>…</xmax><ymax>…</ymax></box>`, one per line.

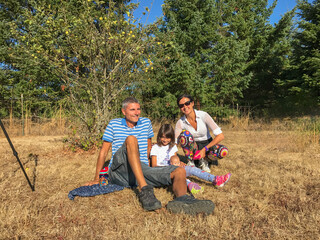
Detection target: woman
<box><xmin>175</xmin><ymin>94</ymin><xmax>228</xmax><ymax>172</ymax></box>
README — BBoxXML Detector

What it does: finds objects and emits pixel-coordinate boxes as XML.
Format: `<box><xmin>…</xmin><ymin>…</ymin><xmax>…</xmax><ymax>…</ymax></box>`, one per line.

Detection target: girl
<box><xmin>150</xmin><ymin>124</ymin><xmax>231</xmax><ymax>194</ymax></box>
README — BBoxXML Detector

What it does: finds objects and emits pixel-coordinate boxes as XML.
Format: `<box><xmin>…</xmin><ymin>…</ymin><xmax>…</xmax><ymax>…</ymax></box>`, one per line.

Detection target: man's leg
<box><xmin>170</xmin><ymin>167</ymin><xmax>187</xmax><ymax>197</ymax></box>
<box><xmin>139</xmin><ymin>159</ymin><xmax>215</xmax><ymax>215</ymax></box>
<box><xmin>125</xmin><ymin>135</ymin><xmax>147</xmax><ymax>190</ymax></box>
<box><xmin>125</xmin><ymin>135</ymin><xmax>161</xmax><ymax>211</ymax></box>
<box><xmin>167</xmin><ymin>166</ymin><xmax>215</xmax><ymax>215</ymax></box>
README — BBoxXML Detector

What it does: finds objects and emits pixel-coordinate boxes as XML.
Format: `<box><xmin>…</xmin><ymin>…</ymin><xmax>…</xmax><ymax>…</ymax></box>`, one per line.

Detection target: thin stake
<box><xmin>0</xmin><ymin>119</ymin><xmax>35</xmax><ymax>191</ymax></box>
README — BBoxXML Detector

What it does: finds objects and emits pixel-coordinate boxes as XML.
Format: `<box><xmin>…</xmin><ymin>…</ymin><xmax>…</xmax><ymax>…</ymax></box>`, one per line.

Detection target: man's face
<box><xmin>122</xmin><ymin>103</ymin><xmax>141</xmax><ymax>125</ymax></box>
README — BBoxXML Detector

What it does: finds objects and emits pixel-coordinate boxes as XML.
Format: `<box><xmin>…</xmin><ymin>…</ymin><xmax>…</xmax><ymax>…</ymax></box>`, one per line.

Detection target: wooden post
<box><xmin>237</xmin><ymin>103</ymin><xmax>239</xmax><ymax>117</ymax></box>
<box><xmin>60</xmin><ymin>102</ymin><xmax>62</xmax><ymax>128</ymax></box>
<box><xmin>10</xmin><ymin>88</ymin><xmax>13</xmax><ymax>129</ymax></box>
<box><xmin>21</xmin><ymin>94</ymin><xmax>24</xmax><ymax>136</ymax></box>
<box><xmin>25</xmin><ymin>104</ymin><xmax>28</xmax><ymax>135</ymax></box>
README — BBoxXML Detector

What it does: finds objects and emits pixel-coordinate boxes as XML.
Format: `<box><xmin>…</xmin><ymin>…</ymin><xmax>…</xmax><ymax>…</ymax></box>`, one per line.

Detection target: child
<box><xmin>150</xmin><ymin>124</ymin><xmax>231</xmax><ymax>194</ymax></box>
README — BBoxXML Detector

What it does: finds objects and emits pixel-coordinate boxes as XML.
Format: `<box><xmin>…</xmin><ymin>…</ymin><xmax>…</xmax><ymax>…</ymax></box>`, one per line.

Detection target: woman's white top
<box><xmin>150</xmin><ymin>144</ymin><xmax>178</xmax><ymax>166</ymax></box>
<box><xmin>175</xmin><ymin>109</ymin><xmax>222</xmax><ymax>142</ymax></box>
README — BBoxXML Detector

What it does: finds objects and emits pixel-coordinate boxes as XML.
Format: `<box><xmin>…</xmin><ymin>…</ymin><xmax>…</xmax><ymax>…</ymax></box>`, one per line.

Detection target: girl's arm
<box><xmin>147</xmin><ymin>138</ymin><xmax>152</xmax><ymax>165</ymax></box>
<box><xmin>174</xmin><ymin>120</ymin><xmax>183</xmax><ymax>143</ymax></box>
<box><xmin>151</xmin><ymin>155</ymin><xmax>158</xmax><ymax>167</ymax></box>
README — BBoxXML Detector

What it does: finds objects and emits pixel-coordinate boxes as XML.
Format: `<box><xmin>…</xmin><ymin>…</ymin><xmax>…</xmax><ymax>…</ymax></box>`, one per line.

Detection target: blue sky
<box><xmin>132</xmin><ymin>0</ymin><xmax>313</xmax><ymax>25</ymax></box>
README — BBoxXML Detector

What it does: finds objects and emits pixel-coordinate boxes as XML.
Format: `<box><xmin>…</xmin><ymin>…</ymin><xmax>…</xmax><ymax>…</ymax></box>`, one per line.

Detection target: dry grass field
<box><xmin>0</xmin><ymin>119</ymin><xmax>319</xmax><ymax>239</ymax></box>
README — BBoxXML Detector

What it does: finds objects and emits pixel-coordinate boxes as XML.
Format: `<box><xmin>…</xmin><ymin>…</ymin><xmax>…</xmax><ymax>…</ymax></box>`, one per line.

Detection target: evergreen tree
<box><xmin>140</xmin><ymin>0</ymin><xmax>280</xmax><ymax>118</ymax></box>
<box><xmin>282</xmin><ymin>0</ymin><xmax>320</xmax><ymax>114</ymax></box>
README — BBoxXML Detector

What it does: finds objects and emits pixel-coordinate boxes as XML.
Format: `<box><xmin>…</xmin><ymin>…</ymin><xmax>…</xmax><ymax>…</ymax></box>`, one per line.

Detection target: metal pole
<box><xmin>0</xmin><ymin>119</ymin><xmax>34</xmax><ymax>191</ymax></box>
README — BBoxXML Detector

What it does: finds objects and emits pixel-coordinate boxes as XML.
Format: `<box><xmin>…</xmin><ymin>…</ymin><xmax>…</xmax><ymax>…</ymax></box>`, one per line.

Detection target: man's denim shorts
<box><xmin>108</xmin><ymin>143</ymin><xmax>178</xmax><ymax>187</ymax></box>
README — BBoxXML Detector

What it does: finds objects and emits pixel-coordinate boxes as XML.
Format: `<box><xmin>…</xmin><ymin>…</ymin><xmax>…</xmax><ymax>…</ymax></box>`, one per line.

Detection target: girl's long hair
<box><xmin>157</xmin><ymin>124</ymin><xmax>175</xmax><ymax>148</ymax></box>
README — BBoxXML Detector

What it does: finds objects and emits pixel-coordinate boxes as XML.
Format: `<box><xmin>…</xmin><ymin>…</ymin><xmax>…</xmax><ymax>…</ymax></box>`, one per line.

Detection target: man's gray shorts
<box><xmin>108</xmin><ymin>143</ymin><xmax>178</xmax><ymax>187</ymax></box>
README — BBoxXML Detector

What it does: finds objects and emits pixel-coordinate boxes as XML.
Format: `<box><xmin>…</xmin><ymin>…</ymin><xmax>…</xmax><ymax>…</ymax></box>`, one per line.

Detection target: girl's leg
<box><xmin>185</xmin><ymin>165</ymin><xmax>231</xmax><ymax>188</ymax></box>
<box><xmin>185</xmin><ymin>165</ymin><xmax>215</xmax><ymax>182</ymax></box>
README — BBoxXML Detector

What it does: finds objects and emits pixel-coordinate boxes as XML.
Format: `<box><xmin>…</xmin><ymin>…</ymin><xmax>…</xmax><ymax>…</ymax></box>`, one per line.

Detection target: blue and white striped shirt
<box><xmin>102</xmin><ymin>117</ymin><xmax>154</xmax><ymax>166</ymax></box>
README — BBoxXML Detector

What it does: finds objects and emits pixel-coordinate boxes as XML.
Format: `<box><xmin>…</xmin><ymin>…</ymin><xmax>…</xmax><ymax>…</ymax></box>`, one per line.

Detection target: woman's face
<box><xmin>178</xmin><ymin>97</ymin><xmax>194</xmax><ymax>115</ymax></box>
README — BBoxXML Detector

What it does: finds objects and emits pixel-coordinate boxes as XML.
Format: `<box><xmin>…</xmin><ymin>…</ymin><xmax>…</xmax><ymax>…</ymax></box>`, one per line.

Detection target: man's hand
<box><xmin>83</xmin><ymin>179</ymin><xmax>99</xmax><ymax>186</ymax></box>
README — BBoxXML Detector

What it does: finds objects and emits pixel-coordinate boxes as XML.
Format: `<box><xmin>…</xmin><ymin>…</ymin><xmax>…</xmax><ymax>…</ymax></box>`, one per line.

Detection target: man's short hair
<box><xmin>122</xmin><ymin>97</ymin><xmax>140</xmax><ymax>110</ymax></box>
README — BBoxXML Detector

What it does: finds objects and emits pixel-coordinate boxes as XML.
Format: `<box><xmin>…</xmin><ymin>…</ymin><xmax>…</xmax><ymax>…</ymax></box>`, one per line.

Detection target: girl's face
<box><xmin>160</xmin><ymin>135</ymin><xmax>171</xmax><ymax>146</ymax></box>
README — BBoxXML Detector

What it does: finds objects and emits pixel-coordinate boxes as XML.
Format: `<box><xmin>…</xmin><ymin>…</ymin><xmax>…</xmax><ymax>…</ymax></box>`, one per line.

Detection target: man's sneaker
<box><xmin>138</xmin><ymin>185</ymin><xmax>162</xmax><ymax>211</ymax></box>
<box><xmin>187</xmin><ymin>160</ymin><xmax>195</xmax><ymax>167</ymax></box>
<box><xmin>213</xmin><ymin>173</ymin><xmax>231</xmax><ymax>188</ymax></box>
<box><xmin>166</xmin><ymin>194</ymin><xmax>215</xmax><ymax>215</ymax></box>
<box><xmin>187</xmin><ymin>182</ymin><xmax>204</xmax><ymax>194</ymax></box>
<box><xmin>199</xmin><ymin>159</ymin><xmax>210</xmax><ymax>173</ymax></box>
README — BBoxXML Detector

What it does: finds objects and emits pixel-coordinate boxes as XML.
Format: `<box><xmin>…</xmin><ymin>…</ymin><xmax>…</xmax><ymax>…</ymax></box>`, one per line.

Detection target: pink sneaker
<box><xmin>213</xmin><ymin>173</ymin><xmax>231</xmax><ymax>188</ymax></box>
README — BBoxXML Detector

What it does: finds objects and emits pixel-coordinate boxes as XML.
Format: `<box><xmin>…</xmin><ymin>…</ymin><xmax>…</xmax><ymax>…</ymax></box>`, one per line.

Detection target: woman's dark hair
<box><xmin>157</xmin><ymin>124</ymin><xmax>175</xmax><ymax>148</ymax></box>
<box><xmin>176</xmin><ymin>94</ymin><xmax>194</xmax><ymax>106</ymax></box>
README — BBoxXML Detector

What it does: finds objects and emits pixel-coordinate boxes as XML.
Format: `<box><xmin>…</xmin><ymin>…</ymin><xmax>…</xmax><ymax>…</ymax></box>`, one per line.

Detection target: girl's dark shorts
<box><xmin>108</xmin><ymin>143</ymin><xmax>178</xmax><ymax>187</ymax></box>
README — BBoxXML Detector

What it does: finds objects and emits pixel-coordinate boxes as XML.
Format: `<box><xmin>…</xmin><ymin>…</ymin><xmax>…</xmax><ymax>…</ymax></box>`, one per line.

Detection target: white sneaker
<box><xmin>187</xmin><ymin>160</ymin><xmax>195</xmax><ymax>167</ymax></box>
<box><xmin>199</xmin><ymin>159</ymin><xmax>210</xmax><ymax>173</ymax></box>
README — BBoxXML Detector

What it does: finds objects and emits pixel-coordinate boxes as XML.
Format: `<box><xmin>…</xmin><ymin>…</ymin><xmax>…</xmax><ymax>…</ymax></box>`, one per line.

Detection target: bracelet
<box><xmin>204</xmin><ymin>146</ymin><xmax>209</xmax><ymax>152</ymax></box>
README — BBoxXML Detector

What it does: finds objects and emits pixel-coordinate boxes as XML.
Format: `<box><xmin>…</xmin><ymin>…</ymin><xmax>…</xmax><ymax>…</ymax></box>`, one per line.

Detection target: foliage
<box><xmin>139</xmin><ymin>0</ymin><xmax>284</xmax><ymax>118</ymax></box>
<box><xmin>278</xmin><ymin>0</ymin><xmax>320</xmax><ymax>115</ymax></box>
<box><xmin>0</xmin><ymin>0</ymin><xmax>66</xmax><ymax>118</ymax></box>
<box><xmin>1</xmin><ymin>0</ymin><xmax>153</xmax><ymax>148</ymax></box>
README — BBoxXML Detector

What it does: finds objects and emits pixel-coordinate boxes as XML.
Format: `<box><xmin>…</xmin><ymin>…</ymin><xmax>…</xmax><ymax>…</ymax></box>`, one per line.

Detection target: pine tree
<box><xmin>283</xmin><ymin>0</ymin><xmax>320</xmax><ymax>114</ymax></box>
<box><xmin>142</xmin><ymin>0</ymin><xmax>279</xmax><ymax>118</ymax></box>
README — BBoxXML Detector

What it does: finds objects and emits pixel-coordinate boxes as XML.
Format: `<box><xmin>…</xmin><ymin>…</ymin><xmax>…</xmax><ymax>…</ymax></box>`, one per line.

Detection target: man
<box><xmin>85</xmin><ymin>97</ymin><xmax>214</xmax><ymax>215</ymax></box>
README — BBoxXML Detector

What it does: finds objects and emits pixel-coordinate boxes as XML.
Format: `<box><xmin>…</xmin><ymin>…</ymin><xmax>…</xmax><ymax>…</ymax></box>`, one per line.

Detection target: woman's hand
<box><xmin>194</xmin><ymin>148</ymin><xmax>206</xmax><ymax>160</ymax></box>
<box><xmin>83</xmin><ymin>179</ymin><xmax>99</xmax><ymax>186</ymax></box>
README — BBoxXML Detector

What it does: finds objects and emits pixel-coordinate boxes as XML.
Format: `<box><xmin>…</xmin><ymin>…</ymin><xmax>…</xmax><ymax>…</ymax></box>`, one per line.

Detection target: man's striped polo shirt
<box><xmin>102</xmin><ymin>117</ymin><xmax>154</xmax><ymax>166</ymax></box>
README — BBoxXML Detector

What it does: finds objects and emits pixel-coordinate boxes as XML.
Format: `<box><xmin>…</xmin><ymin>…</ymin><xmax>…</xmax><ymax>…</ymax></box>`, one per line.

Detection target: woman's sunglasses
<box><xmin>178</xmin><ymin>100</ymin><xmax>191</xmax><ymax>108</ymax></box>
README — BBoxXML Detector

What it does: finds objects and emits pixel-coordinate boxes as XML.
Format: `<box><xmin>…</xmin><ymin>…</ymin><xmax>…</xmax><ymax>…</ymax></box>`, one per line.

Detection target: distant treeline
<box><xmin>0</xmin><ymin>0</ymin><xmax>319</xmax><ymax>147</ymax></box>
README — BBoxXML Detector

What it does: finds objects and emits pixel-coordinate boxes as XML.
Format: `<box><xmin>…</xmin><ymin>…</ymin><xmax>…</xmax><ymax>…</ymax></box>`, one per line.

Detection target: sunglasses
<box><xmin>178</xmin><ymin>100</ymin><xmax>191</xmax><ymax>108</ymax></box>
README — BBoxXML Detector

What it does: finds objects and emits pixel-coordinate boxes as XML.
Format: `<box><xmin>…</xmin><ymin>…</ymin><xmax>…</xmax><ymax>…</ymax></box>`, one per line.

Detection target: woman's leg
<box><xmin>206</xmin><ymin>144</ymin><xmax>229</xmax><ymax>160</ymax></box>
<box><xmin>177</xmin><ymin>130</ymin><xmax>198</xmax><ymax>161</ymax></box>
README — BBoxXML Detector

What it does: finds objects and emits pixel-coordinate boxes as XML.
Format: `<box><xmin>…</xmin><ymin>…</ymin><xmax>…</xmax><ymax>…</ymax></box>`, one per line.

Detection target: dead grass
<box><xmin>0</xmin><ymin>121</ymin><xmax>319</xmax><ymax>239</ymax></box>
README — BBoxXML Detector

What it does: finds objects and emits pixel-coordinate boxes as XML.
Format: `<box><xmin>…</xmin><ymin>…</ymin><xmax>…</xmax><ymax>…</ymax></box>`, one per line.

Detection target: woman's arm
<box><xmin>207</xmin><ymin>133</ymin><xmax>224</xmax><ymax>149</ymax></box>
<box><xmin>194</xmin><ymin>112</ymin><xmax>225</xmax><ymax>159</ymax></box>
<box><xmin>203</xmin><ymin>111</ymin><xmax>222</xmax><ymax>136</ymax></box>
<box><xmin>194</xmin><ymin>133</ymin><xmax>225</xmax><ymax>159</ymax></box>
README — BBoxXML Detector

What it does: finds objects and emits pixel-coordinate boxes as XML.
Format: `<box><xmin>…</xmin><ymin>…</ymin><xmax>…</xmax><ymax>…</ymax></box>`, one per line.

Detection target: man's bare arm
<box><xmin>84</xmin><ymin>141</ymin><xmax>111</xmax><ymax>186</ymax></box>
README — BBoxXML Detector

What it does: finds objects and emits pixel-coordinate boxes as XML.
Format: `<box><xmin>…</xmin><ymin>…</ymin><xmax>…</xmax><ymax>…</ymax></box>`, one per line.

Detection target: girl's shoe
<box><xmin>213</xmin><ymin>173</ymin><xmax>231</xmax><ymax>188</ymax></box>
<box><xmin>187</xmin><ymin>182</ymin><xmax>204</xmax><ymax>194</ymax></box>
